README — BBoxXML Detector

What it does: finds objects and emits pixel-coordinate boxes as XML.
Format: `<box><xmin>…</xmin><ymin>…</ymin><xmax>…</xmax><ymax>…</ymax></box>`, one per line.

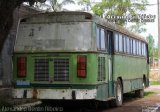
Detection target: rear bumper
<box><xmin>12</xmin><ymin>88</ymin><xmax>97</xmax><ymax>100</ymax></box>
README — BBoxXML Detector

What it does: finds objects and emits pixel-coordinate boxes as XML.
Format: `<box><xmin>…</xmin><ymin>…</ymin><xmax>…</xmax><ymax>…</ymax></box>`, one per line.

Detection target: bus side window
<box><xmin>100</xmin><ymin>28</ymin><xmax>106</xmax><ymax>50</ymax></box>
<box><xmin>133</xmin><ymin>39</ymin><xmax>136</xmax><ymax>55</ymax></box>
<box><xmin>123</xmin><ymin>36</ymin><xmax>127</xmax><ymax>53</ymax></box>
<box><xmin>96</xmin><ymin>26</ymin><xmax>106</xmax><ymax>51</ymax></box>
<box><xmin>144</xmin><ymin>43</ymin><xmax>147</xmax><ymax>57</ymax></box>
<box><xmin>127</xmin><ymin>37</ymin><xmax>130</xmax><ymax>54</ymax></box>
<box><xmin>114</xmin><ymin>33</ymin><xmax>119</xmax><ymax>52</ymax></box>
<box><xmin>143</xmin><ymin>43</ymin><xmax>145</xmax><ymax>56</ymax></box>
<box><xmin>96</xmin><ymin>27</ymin><xmax>100</xmax><ymax>49</ymax></box>
<box><xmin>142</xmin><ymin>43</ymin><xmax>144</xmax><ymax>56</ymax></box>
<box><xmin>139</xmin><ymin>41</ymin><xmax>142</xmax><ymax>56</ymax></box>
<box><xmin>130</xmin><ymin>38</ymin><xmax>133</xmax><ymax>55</ymax></box>
<box><xmin>119</xmin><ymin>34</ymin><xmax>123</xmax><ymax>52</ymax></box>
<box><xmin>136</xmin><ymin>40</ymin><xmax>138</xmax><ymax>55</ymax></box>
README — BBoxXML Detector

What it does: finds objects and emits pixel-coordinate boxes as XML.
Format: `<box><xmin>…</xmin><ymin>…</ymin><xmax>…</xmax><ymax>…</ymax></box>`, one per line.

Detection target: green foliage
<box><xmin>129</xmin><ymin>23</ymin><xmax>147</xmax><ymax>33</ymax></box>
<box><xmin>154</xmin><ymin>47</ymin><xmax>158</xmax><ymax>60</ymax></box>
<box><xmin>150</xmin><ymin>81</ymin><xmax>160</xmax><ymax>85</ymax></box>
<box><xmin>80</xmin><ymin>0</ymin><xmax>148</xmax><ymax>31</ymax></box>
<box><xmin>78</xmin><ymin>0</ymin><xmax>91</xmax><ymax>10</ymax></box>
<box><xmin>146</xmin><ymin>34</ymin><xmax>154</xmax><ymax>57</ymax></box>
<box><xmin>49</xmin><ymin>0</ymin><xmax>75</xmax><ymax>11</ymax></box>
<box><xmin>144</xmin><ymin>92</ymin><xmax>156</xmax><ymax>97</ymax></box>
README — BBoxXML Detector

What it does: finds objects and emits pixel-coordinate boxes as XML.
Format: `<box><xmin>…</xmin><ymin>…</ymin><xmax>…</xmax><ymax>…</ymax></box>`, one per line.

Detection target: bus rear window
<box><xmin>14</xmin><ymin>22</ymin><xmax>93</xmax><ymax>52</ymax></box>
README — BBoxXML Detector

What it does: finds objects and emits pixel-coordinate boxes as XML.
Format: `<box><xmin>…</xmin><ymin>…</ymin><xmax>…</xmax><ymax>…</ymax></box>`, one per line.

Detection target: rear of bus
<box><xmin>12</xmin><ymin>12</ymin><xmax>98</xmax><ymax>100</ymax></box>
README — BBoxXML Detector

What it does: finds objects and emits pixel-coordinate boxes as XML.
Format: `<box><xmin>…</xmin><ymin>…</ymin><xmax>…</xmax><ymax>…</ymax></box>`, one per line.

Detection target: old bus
<box><xmin>12</xmin><ymin>12</ymin><xmax>149</xmax><ymax>106</ymax></box>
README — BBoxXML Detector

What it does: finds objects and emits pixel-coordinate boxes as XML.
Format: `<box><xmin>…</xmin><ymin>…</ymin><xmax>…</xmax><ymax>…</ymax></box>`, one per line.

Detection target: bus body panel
<box><xmin>12</xmin><ymin>12</ymin><xmax>149</xmax><ymax>102</ymax></box>
<box><xmin>113</xmin><ymin>55</ymin><xmax>149</xmax><ymax>93</ymax></box>
<box><xmin>13</xmin><ymin>53</ymin><xmax>98</xmax><ymax>85</ymax></box>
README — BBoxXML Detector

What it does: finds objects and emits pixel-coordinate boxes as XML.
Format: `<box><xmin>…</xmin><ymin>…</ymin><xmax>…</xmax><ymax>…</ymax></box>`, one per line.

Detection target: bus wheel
<box><xmin>111</xmin><ymin>79</ymin><xmax>123</xmax><ymax>107</ymax></box>
<box><xmin>135</xmin><ymin>89</ymin><xmax>144</xmax><ymax>98</ymax></box>
<box><xmin>135</xmin><ymin>81</ymin><xmax>145</xmax><ymax>98</ymax></box>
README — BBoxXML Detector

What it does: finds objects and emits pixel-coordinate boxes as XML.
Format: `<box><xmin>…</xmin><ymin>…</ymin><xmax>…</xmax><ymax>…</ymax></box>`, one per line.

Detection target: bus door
<box><xmin>106</xmin><ymin>31</ymin><xmax>114</xmax><ymax>97</ymax></box>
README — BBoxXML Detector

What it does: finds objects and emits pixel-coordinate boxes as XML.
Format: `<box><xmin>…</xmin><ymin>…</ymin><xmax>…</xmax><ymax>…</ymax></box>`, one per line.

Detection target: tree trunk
<box><xmin>0</xmin><ymin>0</ymin><xmax>23</xmax><ymax>53</ymax></box>
<box><xmin>0</xmin><ymin>0</ymin><xmax>46</xmax><ymax>53</ymax></box>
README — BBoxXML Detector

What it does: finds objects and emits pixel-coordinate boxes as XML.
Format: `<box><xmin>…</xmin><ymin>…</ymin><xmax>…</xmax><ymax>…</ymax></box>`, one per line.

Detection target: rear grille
<box><xmin>98</xmin><ymin>57</ymin><xmax>106</xmax><ymax>81</ymax></box>
<box><xmin>34</xmin><ymin>58</ymin><xmax>49</xmax><ymax>81</ymax></box>
<box><xmin>54</xmin><ymin>58</ymin><xmax>69</xmax><ymax>81</ymax></box>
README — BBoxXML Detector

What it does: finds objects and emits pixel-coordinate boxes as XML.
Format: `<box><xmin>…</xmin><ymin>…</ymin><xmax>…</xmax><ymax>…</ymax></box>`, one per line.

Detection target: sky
<box><xmin>141</xmin><ymin>0</ymin><xmax>158</xmax><ymax>46</ymax></box>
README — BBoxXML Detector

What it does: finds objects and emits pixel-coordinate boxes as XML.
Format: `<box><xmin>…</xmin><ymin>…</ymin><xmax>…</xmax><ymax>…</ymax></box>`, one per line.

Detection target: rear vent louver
<box><xmin>54</xmin><ymin>58</ymin><xmax>69</xmax><ymax>81</ymax></box>
<box><xmin>98</xmin><ymin>57</ymin><xmax>106</xmax><ymax>81</ymax></box>
<box><xmin>34</xmin><ymin>58</ymin><xmax>49</xmax><ymax>81</ymax></box>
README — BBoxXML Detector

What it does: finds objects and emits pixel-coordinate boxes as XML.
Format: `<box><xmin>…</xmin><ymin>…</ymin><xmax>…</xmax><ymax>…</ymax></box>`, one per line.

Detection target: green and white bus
<box><xmin>12</xmin><ymin>12</ymin><xmax>149</xmax><ymax>106</ymax></box>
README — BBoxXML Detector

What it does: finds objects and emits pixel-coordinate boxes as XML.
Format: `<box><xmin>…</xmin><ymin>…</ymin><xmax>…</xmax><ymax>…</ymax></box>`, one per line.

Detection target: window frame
<box><xmin>96</xmin><ymin>25</ymin><xmax>107</xmax><ymax>51</ymax></box>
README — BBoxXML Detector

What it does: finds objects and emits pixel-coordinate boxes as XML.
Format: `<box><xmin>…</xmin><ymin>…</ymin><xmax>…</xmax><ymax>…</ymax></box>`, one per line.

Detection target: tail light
<box><xmin>17</xmin><ymin>57</ymin><xmax>26</xmax><ymax>77</ymax></box>
<box><xmin>77</xmin><ymin>55</ymin><xmax>87</xmax><ymax>78</ymax></box>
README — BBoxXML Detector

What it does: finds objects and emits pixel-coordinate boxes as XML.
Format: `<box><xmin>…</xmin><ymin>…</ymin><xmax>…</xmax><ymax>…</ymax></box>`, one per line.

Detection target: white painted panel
<box><xmin>14</xmin><ymin>22</ymin><xmax>94</xmax><ymax>52</ymax></box>
<box><xmin>12</xmin><ymin>89</ymin><xmax>97</xmax><ymax>100</ymax></box>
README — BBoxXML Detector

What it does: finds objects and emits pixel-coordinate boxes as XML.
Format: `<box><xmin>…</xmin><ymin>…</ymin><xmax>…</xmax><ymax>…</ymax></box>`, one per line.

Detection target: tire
<box><xmin>135</xmin><ymin>81</ymin><xmax>144</xmax><ymax>98</ymax></box>
<box><xmin>135</xmin><ymin>89</ymin><xmax>144</xmax><ymax>98</ymax></box>
<box><xmin>110</xmin><ymin>79</ymin><xmax>123</xmax><ymax>107</ymax></box>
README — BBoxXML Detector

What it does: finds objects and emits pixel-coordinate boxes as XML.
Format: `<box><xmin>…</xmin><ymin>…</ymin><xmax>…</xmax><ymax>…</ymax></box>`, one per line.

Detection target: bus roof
<box><xmin>20</xmin><ymin>11</ymin><xmax>147</xmax><ymax>43</ymax></box>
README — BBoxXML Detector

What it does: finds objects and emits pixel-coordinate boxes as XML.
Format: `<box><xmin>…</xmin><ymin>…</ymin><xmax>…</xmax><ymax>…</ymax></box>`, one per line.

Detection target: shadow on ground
<box><xmin>39</xmin><ymin>93</ymin><xmax>146</xmax><ymax>112</ymax></box>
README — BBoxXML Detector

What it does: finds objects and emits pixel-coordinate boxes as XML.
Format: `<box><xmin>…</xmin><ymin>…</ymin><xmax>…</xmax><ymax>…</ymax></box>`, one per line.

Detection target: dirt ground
<box><xmin>150</xmin><ymin>69</ymin><xmax>160</xmax><ymax>81</ymax></box>
<box><xmin>39</xmin><ymin>85</ymin><xmax>160</xmax><ymax>112</ymax></box>
<box><xmin>105</xmin><ymin>85</ymin><xmax>160</xmax><ymax>112</ymax></box>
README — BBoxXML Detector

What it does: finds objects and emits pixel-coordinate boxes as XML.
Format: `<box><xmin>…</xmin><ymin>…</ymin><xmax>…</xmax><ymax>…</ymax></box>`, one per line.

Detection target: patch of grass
<box><xmin>150</xmin><ymin>81</ymin><xmax>160</xmax><ymax>85</ymax></box>
<box><xmin>124</xmin><ymin>91</ymin><xmax>156</xmax><ymax>98</ymax></box>
<box><xmin>144</xmin><ymin>91</ymin><xmax>155</xmax><ymax>97</ymax></box>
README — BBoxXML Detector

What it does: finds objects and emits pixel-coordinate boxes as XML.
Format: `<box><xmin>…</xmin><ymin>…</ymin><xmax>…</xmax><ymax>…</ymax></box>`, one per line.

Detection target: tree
<box><xmin>146</xmin><ymin>34</ymin><xmax>155</xmax><ymax>64</ymax></box>
<box><xmin>49</xmin><ymin>0</ymin><xmax>75</xmax><ymax>11</ymax></box>
<box><xmin>91</xmin><ymin>0</ymin><xmax>147</xmax><ymax>26</ymax></box>
<box><xmin>78</xmin><ymin>0</ymin><xmax>148</xmax><ymax>33</ymax></box>
<box><xmin>154</xmin><ymin>47</ymin><xmax>158</xmax><ymax>60</ymax></box>
<box><xmin>0</xmin><ymin>0</ymin><xmax>46</xmax><ymax>53</ymax></box>
<box><xmin>129</xmin><ymin>22</ymin><xmax>147</xmax><ymax>33</ymax></box>
<box><xmin>78</xmin><ymin>0</ymin><xmax>92</xmax><ymax>11</ymax></box>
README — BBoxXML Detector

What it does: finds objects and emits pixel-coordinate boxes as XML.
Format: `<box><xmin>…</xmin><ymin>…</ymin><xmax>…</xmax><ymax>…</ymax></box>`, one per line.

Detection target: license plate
<box><xmin>16</xmin><ymin>80</ymin><xmax>30</xmax><ymax>86</ymax></box>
